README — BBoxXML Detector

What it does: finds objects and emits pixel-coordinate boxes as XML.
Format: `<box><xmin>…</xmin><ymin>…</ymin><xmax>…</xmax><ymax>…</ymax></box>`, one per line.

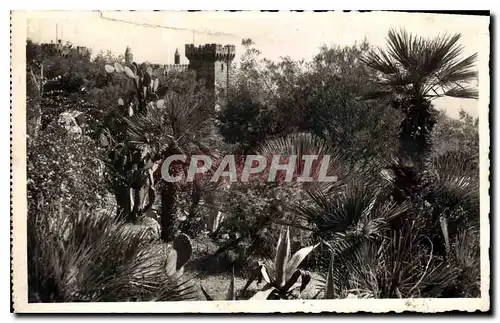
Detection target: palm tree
<box><xmin>361</xmin><ymin>28</ymin><xmax>478</xmax><ymax>165</ymax></box>
<box><xmin>125</xmin><ymin>91</ymin><xmax>218</xmax><ymax>242</ymax></box>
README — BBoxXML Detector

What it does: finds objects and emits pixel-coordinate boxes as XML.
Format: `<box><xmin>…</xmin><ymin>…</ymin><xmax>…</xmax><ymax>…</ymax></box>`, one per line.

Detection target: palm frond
<box><xmin>292</xmin><ymin>182</ymin><xmax>400</xmax><ymax>238</ymax></box>
<box><xmin>28</xmin><ymin>205</ymin><xmax>196</xmax><ymax>302</ymax></box>
<box><xmin>423</xmin><ymin>150</ymin><xmax>479</xmax><ymax>210</ymax></box>
<box><xmin>361</xmin><ymin>28</ymin><xmax>478</xmax><ymax>101</ymax></box>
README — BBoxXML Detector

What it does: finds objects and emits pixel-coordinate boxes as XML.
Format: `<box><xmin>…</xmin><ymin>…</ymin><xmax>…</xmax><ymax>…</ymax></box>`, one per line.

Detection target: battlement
<box><xmin>185</xmin><ymin>43</ymin><xmax>236</xmax><ymax>61</ymax></box>
<box><xmin>40</xmin><ymin>41</ymin><xmax>91</xmax><ymax>58</ymax></box>
<box><xmin>164</xmin><ymin>64</ymin><xmax>189</xmax><ymax>72</ymax></box>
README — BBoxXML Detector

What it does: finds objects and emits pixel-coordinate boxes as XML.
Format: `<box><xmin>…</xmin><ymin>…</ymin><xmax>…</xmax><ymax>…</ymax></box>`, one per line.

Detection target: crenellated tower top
<box><xmin>185</xmin><ymin>43</ymin><xmax>236</xmax><ymax>62</ymax></box>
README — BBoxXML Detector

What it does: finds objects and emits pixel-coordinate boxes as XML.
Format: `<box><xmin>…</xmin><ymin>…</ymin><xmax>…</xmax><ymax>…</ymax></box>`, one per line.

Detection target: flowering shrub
<box><xmin>27</xmin><ymin>123</ymin><xmax>108</xmax><ymax>216</ymax></box>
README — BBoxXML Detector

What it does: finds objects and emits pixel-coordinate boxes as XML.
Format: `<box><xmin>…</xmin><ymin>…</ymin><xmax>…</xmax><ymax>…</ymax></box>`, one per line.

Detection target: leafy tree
<box><xmin>294</xmin><ymin>41</ymin><xmax>400</xmax><ymax>165</ymax></box>
<box><xmin>218</xmin><ymin>39</ymin><xmax>284</xmax><ymax>153</ymax></box>
<box><xmin>220</xmin><ymin>39</ymin><xmax>400</xmax><ymax>166</ymax></box>
<box><xmin>432</xmin><ymin>109</ymin><xmax>479</xmax><ymax>158</ymax></box>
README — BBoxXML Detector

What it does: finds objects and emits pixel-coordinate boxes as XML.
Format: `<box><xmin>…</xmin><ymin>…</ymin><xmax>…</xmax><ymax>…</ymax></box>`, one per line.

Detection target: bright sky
<box><xmin>26</xmin><ymin>11</ymin><xmax>489</xmax><ymax>118</ymax></box>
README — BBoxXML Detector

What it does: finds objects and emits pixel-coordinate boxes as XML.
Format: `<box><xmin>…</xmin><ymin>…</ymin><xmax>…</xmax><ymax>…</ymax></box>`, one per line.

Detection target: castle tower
<box><xmin>184</xmin><ymin>43</ymin><xmax>236</xmax><ymax>95</ymax></box>
<box><xmin>125</xmin><ymin>46</ymin><xmax>133</xmax><ymax>65</ymax></box>
<box><xmin>174</xmin><ymin>48</ymin><xmax>180</xmax><ymax>65</ymax></box>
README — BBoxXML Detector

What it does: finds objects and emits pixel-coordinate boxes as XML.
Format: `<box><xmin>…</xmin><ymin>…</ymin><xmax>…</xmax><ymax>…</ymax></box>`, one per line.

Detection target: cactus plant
<box><xmin>105</xmin><ymin>61</ymin><xmax>165</xmax><ymax>113</ymax></box>
<box><xmin>102</xmin><ymin>62</ymin><xmax>163</xmax><ymax>223</ymax></box>
<box><xmin>242</xmin><ymin>227</ymin><xmax>318</xmax><ymax>300</ymax></box>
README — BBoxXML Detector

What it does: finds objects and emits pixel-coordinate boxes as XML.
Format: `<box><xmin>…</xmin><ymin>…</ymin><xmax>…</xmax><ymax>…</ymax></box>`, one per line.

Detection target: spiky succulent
<box><xmin>242</xmin><ymin>227</ymin><xmax>318</xmax><ymax>300</ymax></box>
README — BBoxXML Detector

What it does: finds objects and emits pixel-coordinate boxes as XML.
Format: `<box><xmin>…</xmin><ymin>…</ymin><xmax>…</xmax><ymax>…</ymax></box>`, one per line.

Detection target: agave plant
<box><xmin>242</xmin><ymin>227</ymin><xmax>318</xmax><ymax>300</ymax></box>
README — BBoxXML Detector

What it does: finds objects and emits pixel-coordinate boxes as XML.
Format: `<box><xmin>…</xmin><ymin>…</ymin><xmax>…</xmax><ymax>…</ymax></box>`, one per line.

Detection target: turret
<box><xmin>174</xmin><ymin>48</ymin><xmax>180</xmax><ymax>65</ymax></box>
<box><xmin>184</xmin><ymin>43</ymin><xmax>235</xmax><ymax>93</ymax></box>
<box><xmin>184</xmin><ymin>43</ymin><xmax>236</xmax><ymax>62</ymax></box>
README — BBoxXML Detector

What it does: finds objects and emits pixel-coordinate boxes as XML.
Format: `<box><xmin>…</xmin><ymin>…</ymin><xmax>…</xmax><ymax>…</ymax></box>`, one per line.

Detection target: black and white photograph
<box><xmin>10</xmin><ymin>10</ymin><xmax>490</xmax><ymax>313</ymax></box>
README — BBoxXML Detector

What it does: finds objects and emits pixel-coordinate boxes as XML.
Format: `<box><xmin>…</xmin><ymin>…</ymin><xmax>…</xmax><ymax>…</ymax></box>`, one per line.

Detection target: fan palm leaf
<box><xmin>28</xmin><ymin>204</ymin><xmax>196</xmax><ymax>302</ymax></box>
<box><xmin>362</xmin><ymin>28</ymin><xmax>478</xmax><ymax>101</ymax></box>
<box><xmin>257</xmin><ymin>132</ymin><xmax>348</xmax><ymax>192</ymax></box>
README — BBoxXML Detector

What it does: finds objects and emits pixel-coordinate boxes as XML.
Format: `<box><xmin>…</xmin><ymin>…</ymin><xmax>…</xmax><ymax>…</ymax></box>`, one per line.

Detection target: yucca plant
<box><xmin>242</xmin><ymin>227</ymin><xmax>318</xmax><ymax>300</ymax></box>
<box><xmin>28</xmin><ymin>203</ymin><xmax>196</xmax><ymax>302</ymax></box>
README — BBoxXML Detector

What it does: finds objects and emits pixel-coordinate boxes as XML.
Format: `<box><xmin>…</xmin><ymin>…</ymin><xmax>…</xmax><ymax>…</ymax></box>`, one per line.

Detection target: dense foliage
<box><xmin>26</xmin><ymin>28</ymin><xmax>481</xmax><ymax>302</ymax></box>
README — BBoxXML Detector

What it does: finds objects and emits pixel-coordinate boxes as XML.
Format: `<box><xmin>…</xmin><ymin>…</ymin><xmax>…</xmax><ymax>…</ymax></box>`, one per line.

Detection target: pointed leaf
<box><xmin>325</xmin><ymin>252</ymin><xmax>335</xmax><ymax>299</ymax></box>
<box><xmin>114</xmin><ymin>62</ymin><xmax>124</xmax><ymax>73</ymax></box>
<box><xmin>124</xmin><ymin>66</ymin><xmax>136</xmax><ymax>79</ymax></box>
<box><xmin>128</xmin><ymin>105</ymin><xmax>134</xmax><ymax>117</ymax></box>
<box><xmin>104</xmin><ymin>64</ymin><xmax>115</xmax><ymax>73</ymax></box>
<box><xmin>440</xmin><ymin>215</ymin><xmax>450</xmax><ymax>254</ymax></box>
<box><xmin>242</xmin><ymin>265</ymin><xmax>261</xmax><ymax>291</ymax></box>
<box><xmin>282</xmin><ymin>269</ymin><xmax>311</xmax><ymax>294</ymax></box>
<box><xmin>143</xmin><ymin>72</ymin><xmax>152</xmax><ymax>88</ymax></box>
<box><xmin>285</xmin><ymin>243</ymin><xmax>319</xmax><ymax>280</ymax></box>
<box><xmin>200</xmin><ymin>284</ymin><xmax>214</xmax><ymax>301</ymax></box>
<box><xmin>275</xmin><ymin>227</ymin><xmax>291</xmax><ymax>288</ymax></box>
<box><xmin>260</xmin><ymin>265</ymin><xmax>272</xmax><ymax>285</ymax></box>
<box><xmin>117</xmin><ymin>98</ymin><xmax>124</xmax><ymax>106</ymax></box>
<box><xmin>299</xmin><ymin>270</ymin><xmax>312</xmax><ymax>292</ymax></box>
<box><xmin>242</xmin><ymin>276</ymin><xmax>256</xmax><ymax>292</ymax></box>
<box><xmin>249</xmin><ymin>287</ymin><xmax>274</xmax><ymax>300</ymax></box>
